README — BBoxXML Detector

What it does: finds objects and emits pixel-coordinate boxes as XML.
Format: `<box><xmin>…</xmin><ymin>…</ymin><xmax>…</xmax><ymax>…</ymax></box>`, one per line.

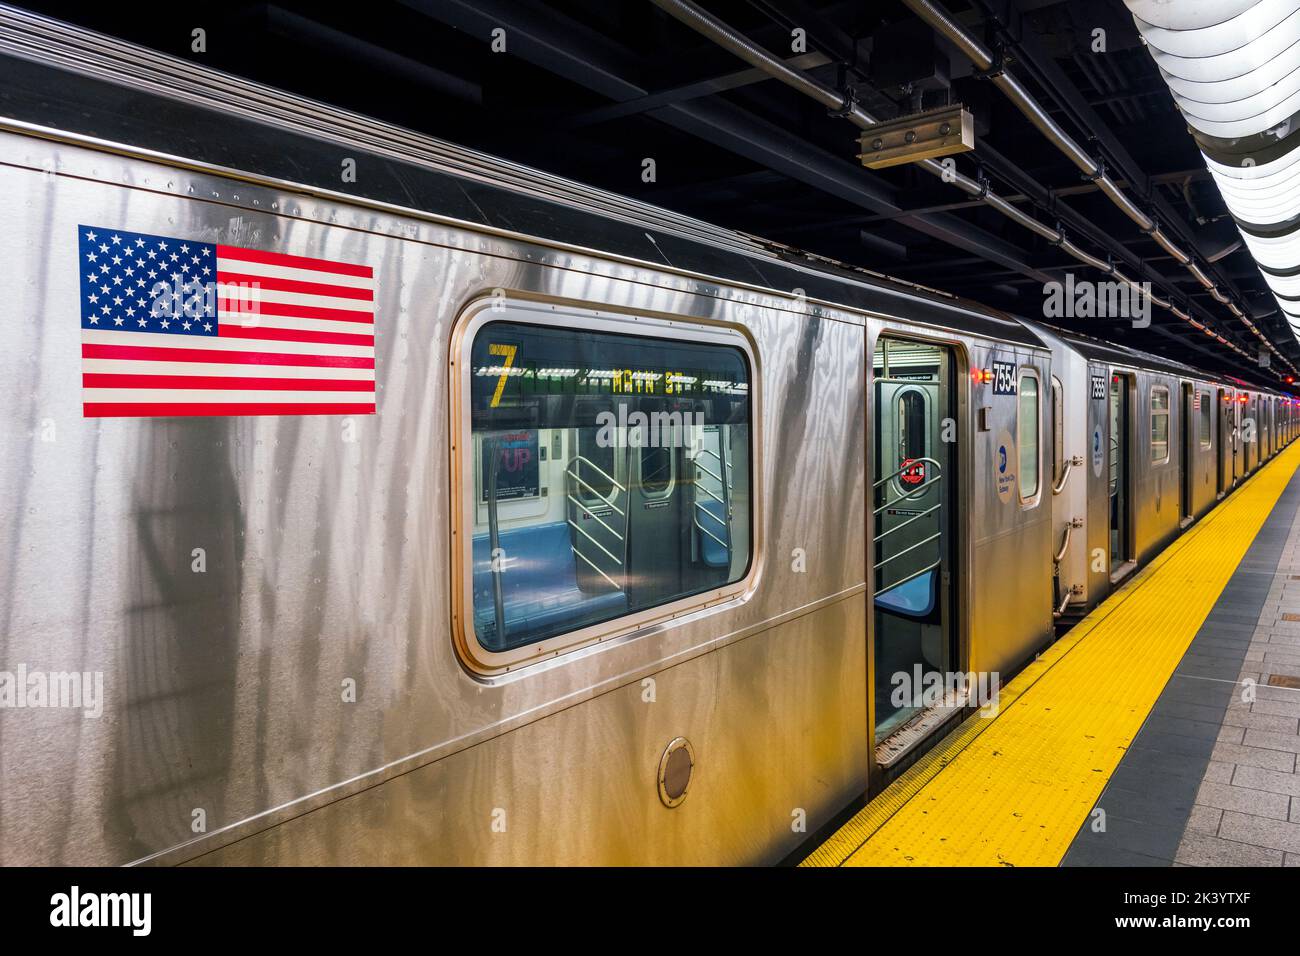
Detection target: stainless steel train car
<box><xmin>0</xmin><ymin>8</ymin><xmax>1293</xmax><ymax>867</ymax></box>
<box><xmin>1039</xmin><ymin>327</ymin><xmax>1297</xmax><ymax>622</ymax></box>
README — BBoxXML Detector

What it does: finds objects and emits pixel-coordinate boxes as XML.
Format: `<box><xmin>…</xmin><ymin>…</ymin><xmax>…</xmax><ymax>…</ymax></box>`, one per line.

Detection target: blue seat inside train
<box><xmin>876</xmin><ymin>568</ymin><xmax>938</xmax><ymax>620</ymax></box>
<box><xmin>472</xmin><ymin>522</ymin><xmax>627</xmax><ymax>651</ymax></box>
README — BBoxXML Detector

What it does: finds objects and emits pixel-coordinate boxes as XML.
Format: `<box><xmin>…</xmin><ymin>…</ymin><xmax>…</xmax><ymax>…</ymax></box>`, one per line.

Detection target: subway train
<box><xmin>0</xmin><ymin>7</ymin><xmax>1295</xmax><ymax>867</ymax></box>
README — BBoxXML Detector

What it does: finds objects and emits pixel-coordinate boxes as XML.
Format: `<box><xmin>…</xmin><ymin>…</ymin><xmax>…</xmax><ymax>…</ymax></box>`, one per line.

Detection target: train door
<box><xmin>1243</xmin><ymin>395</ymin><xmax>1252</xmax><ymax>472</ymax></box>
<box><xmin>572</xmin><ymin>401</ymin><xmax>738</xmax><ymax>615</ymax></box>
<box><xmin>1270</xmin><ymin>399</ymin><xmax>1277</xmax><ymax>457</ymax></box>
<box><xmin>626</xmin><ymin>437</ymin><xmax>688</xmax><ymax>606</ymax></box>
<box><xmin>871</xmin><ymin>337</ymin><xmax>954</xmax><ymax>748</ymax></box>
<box><xmin>1180</xmin><ymin>383</ymin><xmax>1194</xmax><ymax>524</ymax></box>
<box><xmin>1264</xmin><ymin>400</ymin><xmax>1272</xmax><ymax>459</ymax></box>
<box><xmin>1216</xmin><ymin>389</ymin><xmax>1229</xmax><ymax>496</ymax></box>
<box><xmin>1232</xmin><ymin>392</ymin><xmax>1244</xmax><ymax>483</ymax></box>
<box><xmin>1109</xmin><ymin>372</ymin><xmax>1133</xmax><ymax>575</ymax></box>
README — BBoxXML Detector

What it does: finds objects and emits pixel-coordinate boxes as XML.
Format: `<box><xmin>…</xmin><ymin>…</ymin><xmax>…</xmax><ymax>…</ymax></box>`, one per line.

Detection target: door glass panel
<box><xmin>576</xmin><ymin>424</ymin><xmax>617</xmax><ymax>504</ymax></box>
<box><xmin>639</xmin><ymin>444</ymin><xmax>673</xmax><ymax>497</ymax></box>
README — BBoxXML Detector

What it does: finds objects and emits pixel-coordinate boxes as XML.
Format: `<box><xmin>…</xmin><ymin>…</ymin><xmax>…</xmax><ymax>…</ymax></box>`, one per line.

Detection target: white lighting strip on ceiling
<box><xmin>1127</xmin><ymin>0</ymin><xmax>1300</xmax><ymax>344</ymax></box>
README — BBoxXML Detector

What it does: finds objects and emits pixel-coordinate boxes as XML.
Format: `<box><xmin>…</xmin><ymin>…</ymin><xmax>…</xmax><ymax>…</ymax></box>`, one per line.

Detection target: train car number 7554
<box><xmin>991</xmin><ymin>361</ymin><xmax>1017</xmax><ymax>395</ymax></box>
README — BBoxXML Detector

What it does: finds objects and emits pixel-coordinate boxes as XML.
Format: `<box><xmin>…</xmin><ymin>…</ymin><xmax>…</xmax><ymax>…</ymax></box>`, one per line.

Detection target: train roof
<box><xmin>1031</xmin><ymin>322</ymin><xmax>1253</xmax><ymax>388</ymax></box>
<box><xmin>1069</xmin><ymin>329</ymin><xmax>1285</xmax><ymax>395</ymax></box>
<box><xmin>0</xmin><ymin>6</ymin><xmax>1047</xmax><ymax>351</ymax></box>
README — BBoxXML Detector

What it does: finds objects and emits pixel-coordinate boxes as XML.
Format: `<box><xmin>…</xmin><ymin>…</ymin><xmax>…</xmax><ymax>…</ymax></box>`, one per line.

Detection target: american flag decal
<box><xmin>78</xmin><ymin>225</ymin><xmax>376</xmax><ymax>417</ymax></box>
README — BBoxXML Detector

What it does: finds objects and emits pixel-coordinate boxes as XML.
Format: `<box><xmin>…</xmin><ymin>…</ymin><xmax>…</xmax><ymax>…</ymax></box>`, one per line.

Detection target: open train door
<box><xmin>871</xmin><ymin>337</ymin><xmax>955</xmax><ymax>766</ymax></box>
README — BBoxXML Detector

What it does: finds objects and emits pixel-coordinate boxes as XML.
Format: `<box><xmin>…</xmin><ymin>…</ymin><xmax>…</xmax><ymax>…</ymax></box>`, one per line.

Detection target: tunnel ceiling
<box><xmin>20</xmin><ymin>0</ymin><xmax>1300</xmax><ymax>391</ymax></box>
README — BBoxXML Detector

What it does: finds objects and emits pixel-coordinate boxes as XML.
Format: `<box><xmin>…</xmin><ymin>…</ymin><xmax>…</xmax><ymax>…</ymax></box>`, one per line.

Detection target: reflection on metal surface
<box><xmin>0</xmin><ymin>133</ymin><xmax>871</xmax><ymax>866</ymax></box>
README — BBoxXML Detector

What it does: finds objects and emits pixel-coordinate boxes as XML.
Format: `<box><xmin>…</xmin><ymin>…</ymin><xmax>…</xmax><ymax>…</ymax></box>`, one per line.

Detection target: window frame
<box><xmin>449</xmin><ymin>296</ymin><xmax>760</xmax><ymax>675</ymax></box>
<box><xmin>1017</xmin><ymin>367</ymin><xmax>1043</xmax><ymax>507</ymax></box>
<box><xmin>1150</xmin><ymin>385</ymin><xmax>1171</xmax><ymax>464</ymax></box>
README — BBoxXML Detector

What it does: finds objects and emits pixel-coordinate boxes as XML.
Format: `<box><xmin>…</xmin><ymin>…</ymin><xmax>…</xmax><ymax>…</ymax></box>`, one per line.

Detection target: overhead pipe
<box><xmin>648</xmin><ymin>0</ymin><xmax>1264</xmax><ymax>368</ymax></box>
<box><xmin>901</xmin><ymin>0</ymin><xmax>1294</xmax><ymax>375</ymax></box>
<box><xmin>649</xmin><ymin>0</ymin><xmax>998</xmax><ymax>217</ymax></box>
<box><xmin>647</xmin><ymin>0</ymin><xmax>1050</xmax><ymax>235</ymax></box>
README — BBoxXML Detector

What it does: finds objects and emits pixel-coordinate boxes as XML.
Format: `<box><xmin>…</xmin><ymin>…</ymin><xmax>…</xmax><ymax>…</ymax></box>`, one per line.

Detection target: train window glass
<box><xmin>1018</xmin><ymin>371</ymin><xmax>1040</xmax><ymax>500</ymax></box>
<box><xmin>1051</xmin><ymin>377</ymin><xmax>1063</xmax><ymax>483</ymax></box>
<box><xmin>1199</xmin><ymin>392</ymin><xmax>1212</xmax><ymax>449</ymax></box>
<box><xmin>640</xmin><ymin>444</ymin><xmax>674</xmax><ymax>497</ymax></box>
<box><xmin>1151</xmin><ymin>386</ymin><xmax>1170</xmax><ymax>462</ymax></box>
<box><xmin>467</xmin><ymin>318</ymin><xmax>752</xmax><ymax>656</ymax></box>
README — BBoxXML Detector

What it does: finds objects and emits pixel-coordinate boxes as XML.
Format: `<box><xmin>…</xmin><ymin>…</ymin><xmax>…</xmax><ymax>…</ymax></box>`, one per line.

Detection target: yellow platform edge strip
<box><xmin>802</xmin><ymin>442</ymin><xmax>1300</xmax><ymax>867</ymax></box>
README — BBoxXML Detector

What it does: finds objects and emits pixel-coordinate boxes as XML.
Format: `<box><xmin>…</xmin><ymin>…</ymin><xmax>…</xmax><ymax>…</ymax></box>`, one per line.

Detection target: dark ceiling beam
<box><xmin>637</xmin><ymin>168</ymin><xmax>787</xmax><ymax>203</ymax></box>
<box><xmin>748</xmin><ymin>0</ymin><xmax>863</xmax><ymax>65</ymax></box>
<box><xmin>264</xmin><ymin>6</ymin><xmax>482</xmax><ymax>104</ymax></box>
<box><xmin>1077</xmin><ymin>82</ymin><xmax>1170</xmax><ymax>109</ymax></box>
<box><xmin>649</xmin><ymin>101</ymin><xmax>1052</xmax><ymax>280</ymax></box>
<box><xmin>819</xmin><ymin>169</ymin><xmax>1215</xmax><ymax>227</ymax></box>
<box><xmin>562</xmin><ymin>51</ymin><xmax>832</xmax><ymax>128</ymax></box>
<box><xmin>401</xmin><ymin>0</ymin><xmax>1052</xmax><ymax>282</ymax></box>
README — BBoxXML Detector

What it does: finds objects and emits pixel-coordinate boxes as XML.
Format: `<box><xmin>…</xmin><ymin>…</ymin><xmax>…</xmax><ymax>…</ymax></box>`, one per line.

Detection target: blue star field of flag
<box><xmin>78</xmin><ymin>225</ymin><xmax>219</xmax><ymax>337</ymax></box>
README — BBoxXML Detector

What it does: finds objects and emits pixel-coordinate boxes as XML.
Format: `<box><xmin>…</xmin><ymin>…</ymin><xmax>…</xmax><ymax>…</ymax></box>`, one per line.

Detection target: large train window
<box><xmin>462</xmin><ymin>312</ymin><xmax>752</xmax><ymax>663</ymax></box>
<box><xmin>1199</xmin><ymin>391</ymin><xmax>1212</xmax><ymax>449</ymax></box>
<box><xmin>1151</xmin><ymin>386</ymin><xmax>1171</xmax><ymax>463</ymax></box>
<box><xmin>1018</xmin><ymin>370</ymin><xmax>1040</xmax><ymax>501</ymax></box>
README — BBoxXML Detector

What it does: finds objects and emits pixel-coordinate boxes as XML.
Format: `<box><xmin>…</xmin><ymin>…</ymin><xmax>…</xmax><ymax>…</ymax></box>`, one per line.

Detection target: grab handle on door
<box><xmin>1052</xmin><ymin>456</ymin><xmax>1085</xmax><ymax>496</ymax></box>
